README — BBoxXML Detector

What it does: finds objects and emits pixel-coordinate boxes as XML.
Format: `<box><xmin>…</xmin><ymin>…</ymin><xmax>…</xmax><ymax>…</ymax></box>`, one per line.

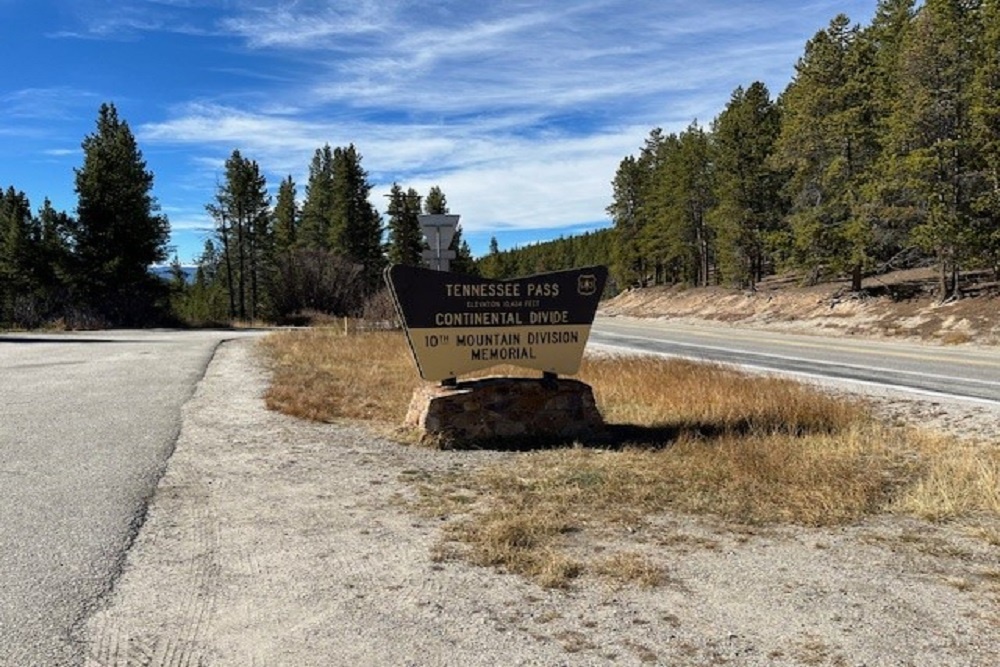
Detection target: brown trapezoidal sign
<box><xmin>385</xmin><ymin>265</ymin><xmax>608</xmax><ymax>382</ymax></box>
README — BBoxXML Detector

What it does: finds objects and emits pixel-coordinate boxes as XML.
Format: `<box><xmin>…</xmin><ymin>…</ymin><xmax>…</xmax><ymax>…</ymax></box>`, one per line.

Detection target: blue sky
<box><xmin>2</xmin><ymin>0</ymin><xmax>878</xmax><ymax>263</ymax></box>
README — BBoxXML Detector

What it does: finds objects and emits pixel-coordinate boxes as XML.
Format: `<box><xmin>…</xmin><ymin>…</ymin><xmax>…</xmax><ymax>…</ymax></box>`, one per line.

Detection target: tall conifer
<box><xmin>73</xmin><ymin>103</ymin><xmax>169</xmax><ymax>324</ymax></box>
<box><xmin>328</xmin><ymin>144</ymin><xmax>384</xmax><ymax>290</ymax></box>
<box><xmin>886</xmin><ymin>0</ymin><xmax>983</xmax><ymax>297</ymax></box>
<box><xmin>386</xmin><ymin>183</ymin><xmax>424</xmax><ymax>266</ymax></box>
<box><xmin>773</xmin><ymin>16</ymin><xmax>882</xmax><ymax>289</ymax></box>
<box><xmin>711</xmin><ymin>83</ymin><xmax>784</xmax><ymax>287</ymax></box>
<box><xmin>972</xmin><ymin>0</ymin><xmax>1000</xmax><ymax>276</ymax></box>
<box><xmin>206</xmin><ymin>150</ymin><xmax>271</xmax><ymax>321</ymax></box>
<box><xmin>299</xmin><ymin>145</ymin><xmax>335</xmax><ymax>251</ymax></box>
<box><xmin>273</xmin><ymin>176</ymin><xmax>298</xmax><ymax>256</ymax></box>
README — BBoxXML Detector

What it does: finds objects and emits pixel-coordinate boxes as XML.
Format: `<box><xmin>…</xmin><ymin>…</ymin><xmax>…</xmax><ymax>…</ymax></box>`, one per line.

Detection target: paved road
<box><xmin>590</xmin><ymin>316</ymin><xmax>1000</xmax><ymax>404</ymax></box>
<box><xmin>0</xmin><ymin>329</ymin><xmax>264</xmax><ymax>667</ymax></box>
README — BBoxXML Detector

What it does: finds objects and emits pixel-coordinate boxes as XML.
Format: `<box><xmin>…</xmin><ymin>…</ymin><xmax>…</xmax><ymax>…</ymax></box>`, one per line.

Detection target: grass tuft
<box><xmin>448</xmin><ymin>507</ymin><xmax>584</xmax><ymax>588</ymax></box>
<box><xmin>891</xmin><ymin>436</ymin><xmax>1000</xmax><ymax>520</ymax></box>
<box><xmin>592</xmin><ymin>552</ymin><xmax>666</xmax><ymax>588</ymax></box>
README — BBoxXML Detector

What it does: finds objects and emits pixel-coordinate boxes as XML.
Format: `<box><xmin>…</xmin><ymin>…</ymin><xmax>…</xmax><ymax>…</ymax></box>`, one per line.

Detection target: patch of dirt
<box><xmin>601</xmin><ymin>268</ymin><xmax>1000</xmax><ymax>346</ymax></box>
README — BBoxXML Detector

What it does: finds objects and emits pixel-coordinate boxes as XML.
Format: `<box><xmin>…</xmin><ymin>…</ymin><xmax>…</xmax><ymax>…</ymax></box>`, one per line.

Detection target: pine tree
<box><xmin>608</xmin><ymin>129</ymin><xmax>675</xmax><ymax>287</ymax></box>
<box><xmin>884</xmin><ymin>0</ymin><xmax>983</xmax><ymax>298</ymax></box>
<box><xmin>0</xmin><ymin>187</ymin><xmax>35</xmax><ymax>325</ymax></box>
<box><xmin>971</xmin><ymin>0</ymin><xmax>1000</xmax><ymax>276</ymax></box>
<box><xmin>858</xmin><ymin>1</ymin><xmax>922</xmax><ymax>270</ymax></box>
<box><xmin>34</xmin><ymin>199</ymin><xmax>74</xmax><ymax>315</ymax></box>
<box><xmin>273</xmin><ymin>175</ymin><xmax>298</xmax><ymax>256</ymax></box>
<box><xmin>206</xmin><ymin>150</ymin><xmax>272</xmax><ymax>321</ymax></box>
<box><xmin>711</xmin><ymin>83</ymin><xmax>785</xmax><ymax>287</ymax></box>
<box><xmin>329</xmin><ymin>144</ymin><xmax>384</xmax><ymax>291</ymax></box>
<box><xmin>479</xmin><ymin>236</ymin><xmax>505</xmax><ymax>278</ymax></box>
<box><xmin>177</xmin><ymin>240</ymin><xmax>229</xmax><ymax>325</ymax></box>
<box><xmin>607</xmin><ymin>154</ymin><xmax>647</xmax><ymax>287</ymax></box>
<box><xmin>644</xmin><ymin>123</ymin><xmax>715</xmax><ymax>285</ymax></box>
<box><xmin>636</xmin><ymin>131</ymin><xmax>680</xmax><ymax>285</ymax></box>
<box><xmin>868</xmin><ymin>0</ymin><xmax>917</xmax><ymax>129</ymax></box>
<box><xmin>0</xmin><ymin>192</ymin><xmax>74</xmax><ymax>326</ymax></box>
<box><xmin>451</xmin><ymin>237</ymin><xmax>477</xmax><ymax>275</ymax></box>
<box><xmin>773</xmin><ymin>16</ymin><xmax>882</xmax><ymax>290</ymax></box>
<box><xmin>73</xmin><ymin>102</ymin><xmax>170</xmax><ymax>324</ymax></box>
<box><xmin>386</xmin><ymin>183</ymin><xmax>424</xmax><ymax>266</ymax></box>
<box><xmin>683</xmin><ymin>124</ymin><xmax>717</xmax><ymax>286</ymax></box>
<box><xmin>298</xmin><ymin>145</ymin><xmax>335</xmax><ymax>251</ymax></box>
<box><xmin>424</xmin><ymin>186</ymin><xmax>448</xmax><ymax>215</ymax></box>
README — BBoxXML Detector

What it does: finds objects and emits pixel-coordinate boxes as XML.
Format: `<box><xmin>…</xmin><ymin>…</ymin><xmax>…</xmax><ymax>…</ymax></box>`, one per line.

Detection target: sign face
<box><xmin>418</xmin><ymin>214</ymin><xmax>460</xmax><ymax>250</ymax></box>
<box><xmin>418</xmin><ymin>214</ymin><xmax>460</xmax><ymax>271</ymax></box>
<box><xmin>421</xmin><ymin>249</ymin><xmax>457</xmax><ymax>260</ymax></box>
<box><xmin>385</xmin><ymin>265</ymin><xmax>608</xmax><ymax>381</ymax></box>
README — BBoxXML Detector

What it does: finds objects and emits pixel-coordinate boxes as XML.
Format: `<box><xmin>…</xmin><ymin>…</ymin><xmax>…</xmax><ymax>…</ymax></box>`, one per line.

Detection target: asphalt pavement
<box><xmin>0</xmin><ymin>329</ymin><xmax>264</xmax><ymax>667</ymax></box>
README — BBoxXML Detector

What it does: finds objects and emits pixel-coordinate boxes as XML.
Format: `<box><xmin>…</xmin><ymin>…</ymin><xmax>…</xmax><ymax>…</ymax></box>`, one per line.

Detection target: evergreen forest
<box><xmin>3</xmin><ymin>0</ymin><xmax>999</xmax><ymax>329</ymax></box>
<box><xmin>602</xmin><ymin>0</ymin><xmax>1000</xmax><ymax>297</ymax></box>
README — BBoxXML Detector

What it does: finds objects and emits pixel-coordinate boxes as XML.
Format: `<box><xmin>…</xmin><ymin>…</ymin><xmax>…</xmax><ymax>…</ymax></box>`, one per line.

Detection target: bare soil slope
<box><xmin>601</xmin><ymin>269</ymin><xmax>1000</xmax><ymax>346</ymax></box>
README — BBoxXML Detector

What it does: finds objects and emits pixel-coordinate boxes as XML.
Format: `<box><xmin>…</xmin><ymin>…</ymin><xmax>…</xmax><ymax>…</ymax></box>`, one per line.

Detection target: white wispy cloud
<box><xmin>107</xmin><ymin>1</ymin><xmax>876</xmax><ymax>241</ymax></box>
<box><xmin>126</xmin><ymin>4</ymin><xmax>707</xmax><ymax>234</ymax></box>
<box><xmin>139</xmin><ymin>101</ymin><xmax>643</xmax><ymax>232</ymax></box>
<box><xmin>2</xmin><ymin>86</ymin><xmax>100</xmax><ymax>120</ymax></box>
<box><xmin>220</xmin><ymin>0</ymin><xmax>391</xmax><ymax>48</ymax></box>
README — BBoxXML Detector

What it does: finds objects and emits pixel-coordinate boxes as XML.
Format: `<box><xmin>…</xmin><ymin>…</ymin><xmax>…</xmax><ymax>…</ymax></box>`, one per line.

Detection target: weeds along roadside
<box><xmin>258</xmin><ymin>327</ymin><xmax>1000</xmax><ymax>588</ymax></box>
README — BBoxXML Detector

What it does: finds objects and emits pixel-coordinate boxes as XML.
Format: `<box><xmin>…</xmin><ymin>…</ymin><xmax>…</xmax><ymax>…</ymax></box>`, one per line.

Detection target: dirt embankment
<box><xmin>601</xmin><ymin>269</ymin><xmax>1000</xmax><ymax>346</ymax></box>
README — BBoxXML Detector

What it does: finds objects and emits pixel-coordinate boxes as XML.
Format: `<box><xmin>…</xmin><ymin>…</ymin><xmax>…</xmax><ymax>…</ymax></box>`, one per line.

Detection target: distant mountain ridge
<box><xmin>150</xmin><ymin>264</ymin><xmax>197</xmax><ymax>284</ymax></box>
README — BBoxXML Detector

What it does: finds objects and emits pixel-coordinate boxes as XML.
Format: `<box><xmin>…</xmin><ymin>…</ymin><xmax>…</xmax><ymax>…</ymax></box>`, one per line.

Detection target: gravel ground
<box><xmin>82</xmin><ymin>338</ymin><xmax>1000</xmax><ymax>666</ymax></box>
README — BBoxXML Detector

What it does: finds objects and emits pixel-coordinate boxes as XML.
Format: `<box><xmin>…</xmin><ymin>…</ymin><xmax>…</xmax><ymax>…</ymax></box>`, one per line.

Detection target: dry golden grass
<box><xmin>427</xmin><ymin>427</ymin><xmax>915</xmax><ymax>586</ymax></box>
<box><xmin>591</xmin><ymin>552</ymin><xmax>666</xmax><ymax>589</ymax></box>
<box><xmin>580</xmin><ymin>354</ymin><xmax>865</xmax><ymax>437</ymax></box>
<box><xmin>892</xmin><ymin>436</ymin><xmax>1000</xmax><ymax>520</ymax></box>
<box><xmin>260</xmin><ymin>327</ymin><xmax>415</xmax><ymax>423</ymax></box>
<box><xmin>937</xmin><ymin>330</ymin><xmax>974</xmax><ymax>346</ymax></box>
<box><xmin>261</xmin><ymin>328</ymin><xmax>1000</xmax><ymax>587</ymax></box>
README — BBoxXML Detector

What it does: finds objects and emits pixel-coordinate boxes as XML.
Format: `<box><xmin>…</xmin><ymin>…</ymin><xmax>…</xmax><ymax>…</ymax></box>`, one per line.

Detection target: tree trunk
<box><xmin>851</xmin><ymin>262</ymin><xmax>863</xmax><ymax>293</ymax></box>
<box><xmin>938</xmin><ymin>257</ymin><xmax>948</xmax><ymax>302</ymax></box>
<box><xmin>249</xmin><ymin>224</ymin><xmax>258</xmax><ymax>323</ymax></box>
<box><xmin>220</xmin><ymin>215</ymin><xmax>236</xmax><ymax>320</ymax></box>
<box><xmin>237</xmin><ymin>208</ymin><xmax>246</xmax><ymax>321</ymax></box>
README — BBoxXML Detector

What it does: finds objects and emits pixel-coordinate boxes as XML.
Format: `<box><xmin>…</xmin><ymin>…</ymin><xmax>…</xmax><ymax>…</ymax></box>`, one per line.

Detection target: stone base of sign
<box><xmin>404</xmin><ymin>377</ymin><xmax>604</xmax><ymax>447</ymax></box>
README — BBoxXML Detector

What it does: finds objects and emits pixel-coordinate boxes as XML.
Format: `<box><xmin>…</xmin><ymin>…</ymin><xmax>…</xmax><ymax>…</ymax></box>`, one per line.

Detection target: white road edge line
<box><xmin>590</xmin><ymin>331</ymin><xmax>1000</xmax><ymax>389</ymax></box>
<box><xmin>586</xmin><ymin>341</ymin><xmax>1000</xmax><ymax>408</ymax></box>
